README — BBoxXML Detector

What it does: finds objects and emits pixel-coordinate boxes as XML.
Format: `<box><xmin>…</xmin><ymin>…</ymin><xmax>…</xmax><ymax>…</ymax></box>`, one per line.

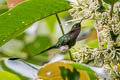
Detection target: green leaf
<box><xmin>70</xmin><ymin>63</ymin><xmax>94</xmax><ymax>73</ymax></box>
<box><xmin>0</xmin><ymin>8</ymin><xmax>8</xmax><ymax>14</ymax></box>
<box><xmin>0</xmin><ymin>70</ymin><xmax>21</xmax><ymax>80</ymax></box>
<box><xmin>70</xmin><ymin>63</ymin><xmax>97</xmax><ymax>80</ymax></box>
<box><xmin>0</xmin><ymin>61</ymin><xmax>29</xmax><ymax>80</ymax></box>
<box><xmin>59</xmin><ymin>67</ymin><xmax>80</xmax><ymax>80</ymax></box>
<box><xmin>38</xmin><ymin>61</ymin><xmax>97</xmax><ymax>80</ymax></box>
<box><xmin>45</xmin><ymin>15</ymin><xmax>56</xmax><ymax>34</ymax></box>
<box><xmin>103</xmin><ymin>0</ymin><xmax>119</xmax><ymax>4</ymax></box>
<box><xmin>59</xmin><ymin>66</ymin><xmax>67</xmax><ymax>80</ymax></box>
<box><xmin>0</xmin><ymin>0</ymin><xmax>71</xmax><ymax>47</ymax></box>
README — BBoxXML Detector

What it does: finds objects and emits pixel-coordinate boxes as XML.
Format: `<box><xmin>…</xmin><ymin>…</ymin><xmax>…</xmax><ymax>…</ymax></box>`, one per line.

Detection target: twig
<box><xmin>110</xmin><ymin>3</ymin><xmax>114</xmax><ymax>18</ymax></box>
<box><xmin>95</xmin><ymin>19</ymin><xmax>102</xmax><ymax>48</ymax></box>
<box><xmin>55</xmin><ymin>14</ymin><xmax>64</xmax><ymax>35</ymax></box>
<box><xmin>68</xmin><ymin>50</ymin><xmax>73</xmax><ymax>61</ymax></box>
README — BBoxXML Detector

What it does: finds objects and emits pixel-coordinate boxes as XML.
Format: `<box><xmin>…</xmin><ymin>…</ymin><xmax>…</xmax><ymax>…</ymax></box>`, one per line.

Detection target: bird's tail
<box><xmin>27</xmin><ymin>45</ymin><xmax>57</xmax><ymax>59</ymax></box>
<box><xmin>9</xmin><ymin>45</ymin><xmax>57</xmax><ymax>60</ymax></box>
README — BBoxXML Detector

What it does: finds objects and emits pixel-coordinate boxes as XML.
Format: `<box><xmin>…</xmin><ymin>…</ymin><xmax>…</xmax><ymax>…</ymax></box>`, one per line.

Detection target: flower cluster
<box><xmin>69</xmin><ymin>0</ymin><xmax>120</xmax><ymax>79</ymax></box>
<box><xmin>73</xmin><ymin>46</ymin><xmax>120</xmax><ymax>78</ymax></box>
<box><xmin>69</xmin><ymin>0</ymin><xmax>98</xmax><ymax>19</ymax></box>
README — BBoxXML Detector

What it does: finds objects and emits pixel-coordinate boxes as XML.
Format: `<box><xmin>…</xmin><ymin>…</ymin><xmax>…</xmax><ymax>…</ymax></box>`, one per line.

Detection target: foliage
<box><xmin>0</xmin><ymin>70</ymin><xmax>21</xmax><ymax>80</ymax></box>
<box><xmin>0</xmin><ymin>0</ymin><xmax>71</xmax><ymax>46</ymax></box>
<box><xmin>38</xmin><ymin>61</ymin><xmax>96</xmax><ymax>80</ymax></box>
<box><xmin>60</xmin><ymin>67</ymin><xmax>80</xmax><ymax>80</ymax></box>
<box><xmin>0</xmin><ymin>0</ymin><xmax>120</xmax><ymax>80</ymax></box>
<box><xmin>70</xmin><ymin>0</ymin><xmax>120</xmax><ymax>79</ymax></box>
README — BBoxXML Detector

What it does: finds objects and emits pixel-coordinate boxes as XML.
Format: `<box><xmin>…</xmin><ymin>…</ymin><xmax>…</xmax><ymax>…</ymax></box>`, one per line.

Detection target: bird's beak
<box><xmin>79</xmin><ymin>17</ymin><xmax>84</xmax><ymax>23</ymax></box>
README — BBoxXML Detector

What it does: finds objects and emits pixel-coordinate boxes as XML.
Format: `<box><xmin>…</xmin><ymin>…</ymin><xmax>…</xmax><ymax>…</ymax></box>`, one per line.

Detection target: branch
<box><xmin>110</xmin><ymin>3</ymin><xmax>114</xmax><ymax>18</ymax></box>
<box><xmin>55</xmin><ymin>14</ymin><xmax>64</xmax><ymax>35</ymax></box>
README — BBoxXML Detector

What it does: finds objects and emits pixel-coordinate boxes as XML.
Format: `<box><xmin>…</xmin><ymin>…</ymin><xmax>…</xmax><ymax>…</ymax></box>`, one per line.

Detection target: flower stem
<box><xmin>55</xmin><ymin>14</ymin><xmax>64</xmax><ymax>35</ymax></box>
<box><xmin>68</xmin><ymin>50</ymin><xmax>73</xmax><ymax>61</ymax></box>
<box><xmin>110</xmin><ymin>3</ymin><xmax>114</xmax><ymax>18</ymax></box>
<box><xmin>95</xmin><ymin>20</ymin><xmax>102</xmax><ymax>48</ymax></box>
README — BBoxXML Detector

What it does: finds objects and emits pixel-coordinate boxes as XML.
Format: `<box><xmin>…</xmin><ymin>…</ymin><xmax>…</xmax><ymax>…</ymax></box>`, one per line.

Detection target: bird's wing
<box><xmin>56</xmin><ymin>29</ymin><xmax>80</xmax><ymax>47</ymax></box>
<box><xmin>56</xmin><ymin>31</ymin><xmax>75</xmax><ymax>46</ymax></box>
<box><xmin>56</xmin><ymin>34</ymin><xmax>68</xmax><ymax>47</ymax></box>
<box><xmin>63</xmin><ymin>31</ymin><xmax>77</xmax><ymax>43</ymax></box>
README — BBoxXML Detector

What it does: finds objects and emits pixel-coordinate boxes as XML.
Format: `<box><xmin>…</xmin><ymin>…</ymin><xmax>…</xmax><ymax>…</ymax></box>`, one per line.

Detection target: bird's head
<box><xmin>71</xmin><ymin>18</ymin><xmax>84</xmax><ymax>31</ymax></box>
<box><xmin>71</xmin><ymin>22</ymin><xmax>81</xmax><ymax>31</ymax></box>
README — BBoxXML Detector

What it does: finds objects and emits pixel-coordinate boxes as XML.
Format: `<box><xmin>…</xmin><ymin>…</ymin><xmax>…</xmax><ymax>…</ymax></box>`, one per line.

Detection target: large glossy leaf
<box><xmin>4</xmin><ymin>59</ymin><xmax>39</xmax><ymax>79</ymax></box>
<box><xmin>38</xmin><ymin>61</ymin><xmax>97</xmax><ymax>80</ymax></box>
<box><xmin>0</xmin><ymin>60</ymin><xmax>30</xmax><ymax>80</ymax></box>
<box><xmin>0</xmin><ymin>8</ymin><xmax>8</xmax><ymax>14</ymax></box>
<box><xmin>7</xmin><ymin>0</ymin><xmax>24</xmax><ymax>8</ymax></box>
<box><xmin>0</xmin><ymin>0</ymin><xmax>71</xmax><ymax>47</ymax></box>
<box><xmin>0</xmin><ymin>70</ymin><xmax>21</xmax><ymax>80</ymax></box>
<box><xmin>45</xmin><ymin>15</ymin><xmax>57</xmax><ymax>34</ymax></box>
<box><xmin>70</xmin><ymin>63</ymin><xmax>97</xmax><ymax>80</ymax></box>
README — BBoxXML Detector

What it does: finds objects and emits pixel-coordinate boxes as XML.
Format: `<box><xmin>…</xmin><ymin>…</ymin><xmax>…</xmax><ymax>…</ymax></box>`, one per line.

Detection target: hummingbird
<box><xmin>29</xmin><ymin>21</ymin><xmax>82</xmax><ymax>60</ymax></box>
<box><xmin>9</xmin><ymin>20</ymin><xmax>83</xmax><ymax>61</ymax></box>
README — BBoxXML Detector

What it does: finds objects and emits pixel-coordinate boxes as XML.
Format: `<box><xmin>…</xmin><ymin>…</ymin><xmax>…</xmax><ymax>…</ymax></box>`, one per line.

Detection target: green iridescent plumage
<box><xmin>32</xmin><ymin>22</ymin><xmax>81</xmax><ymax>57</ymax></box>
